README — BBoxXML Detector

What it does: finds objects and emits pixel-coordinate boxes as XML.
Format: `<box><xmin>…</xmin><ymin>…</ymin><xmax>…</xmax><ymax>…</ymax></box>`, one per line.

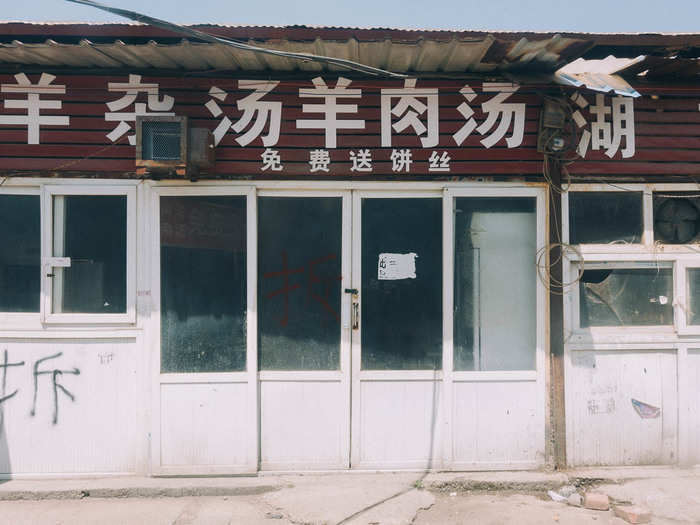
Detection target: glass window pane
<box><xmin>453</xmin><ymin>197</ymin><xmax>537</xmax><ymax>371</ymax></box>
<box><xmin>569</xmin><ymin>192</ymin><xmax>643</xmax><ymax>244</ymax></box>
<box><xmin>0</xmin><ymin>194</ymin><xmax>40</xmax><ymax>312</ymax></box>
<box><xmin>258</xmin><ymin>197</ymin><xmax>342</xmax><ymax>370</ymax></box>
<box><xmin>361</xmin><ymin>198</ymin><xmax>442</xmax><ymax>370</ymax></box>
<box><xmin>687</xmin><ymin>269</ymin><xmax>700</xmax><ymax>325</ymax></box>
<box><xmin>160</xmin><ymin>196</ymin><xmax>247</xmax><ymax>373</ymax></box>
<box><xmin>52</xmin><ymin>195</ymin><xmax>127</xmax><ymax>314</ymax></box>
<box><xmin>580</xmin><ymin>267</ymin><xmax>673</xmax><ymax>327</ymax></box>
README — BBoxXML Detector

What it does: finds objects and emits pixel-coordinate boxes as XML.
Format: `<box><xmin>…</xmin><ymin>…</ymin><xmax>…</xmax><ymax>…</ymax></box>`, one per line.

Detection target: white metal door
<box><xmin>350</xmin><ymin>191</ymin><xmax>445</xmax><ymax>469</ymax></box>
<box><xmin>257</xmin><ymin>191</ymin><xmax>352</xmax><ymax>470</ymax></box>
<box><xmin>152</xmin><ymin>187</ymin><xmax>258</xmax><ymax>475</ymax></box>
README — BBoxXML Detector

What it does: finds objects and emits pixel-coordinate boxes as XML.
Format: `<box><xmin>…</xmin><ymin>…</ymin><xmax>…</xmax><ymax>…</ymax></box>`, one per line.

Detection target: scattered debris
<box><xmin>548</xmin><ymin>490</ymin><xmax>568</xmax><ymax>503</ymax></box>
<box><xmin>613</xmin><ymin>505</ymin><xmax>652</xmax><ymax>524</ymax></box>
<box><xmin>558</xmin><ymin>485</ymin><xmax>578</xmax><ymax>498</ymax></box>
<box><xmin>583</xmin><ymin>492</ymin><xmax>610</xmax><ymax>511</ymax></box>
<box><xmin>567</xmin><ymin>493</ymin><xmax>582</xmax><ymax>507</ymax></box>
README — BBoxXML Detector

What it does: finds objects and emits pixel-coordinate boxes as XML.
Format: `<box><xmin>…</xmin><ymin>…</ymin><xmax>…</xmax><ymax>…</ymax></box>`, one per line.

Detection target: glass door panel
<box><xmin>360</xmin><ymin>197</ymin><xmax>442</xmax><ymax>370</ymax></box>
<box><xmin>258</xmin><ymin>197</ymin><xmax>342</xmax><ymax>370</ymax></box>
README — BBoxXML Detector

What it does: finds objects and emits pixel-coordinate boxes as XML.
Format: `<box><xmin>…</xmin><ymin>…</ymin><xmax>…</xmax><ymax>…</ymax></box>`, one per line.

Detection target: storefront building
<box><xmin>0</xmin><ymin>23</ymin><xmax>699</xmax><ymax>476</ymax></box>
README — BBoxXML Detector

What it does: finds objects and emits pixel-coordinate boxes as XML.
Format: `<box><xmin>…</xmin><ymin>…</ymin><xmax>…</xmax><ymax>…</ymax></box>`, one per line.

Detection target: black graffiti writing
<box><xmin>30</xmin><ymin>352</ymin><xmax>80</xmax><ymax>425</ymax></box>
<box><xmin>0</xmin><ymin>349</ymin><xmax>25</xmax><ymax>431</ymax></box>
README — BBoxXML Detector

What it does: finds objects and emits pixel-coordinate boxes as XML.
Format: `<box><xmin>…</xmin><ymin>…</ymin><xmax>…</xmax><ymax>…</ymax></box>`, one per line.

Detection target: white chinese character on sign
<box><xmin>0</xmin><ymin>73</ymin><xmax>70</xmax><ymax>144</ymax></box>
<box><xmin>349</xmin><ymin>149</ymin><xmax>372</xmax><ymax>172</ymax></box>
<box><xmin>105</xmin><ymin>74</ymin><xmax>174</xmax><ymax>145</ymax></box>
<box><xmin>381</xmin><ymin>79</ymin><xmax>438</xmax><ymax>148</ymax></box>
<box><xmin>428</xmin><ymin>151</ymin><xmax>450</xmax><ymax>172</ymax></box>
<box><xmin>309</xmin><ymin>149</ymin><xmax>331</xmax><ymax>173</ymax></box>
<box><xmin>233</xmin><ymin>80</ymin><xmax>281</xmax><ymax>147</ymax></box>
<box><xmin>261</xmin><ymin>148</ymin><xmax>283</xmax><ymax>171</ymax></box>
<box><xmin>570</xmin><ymin>92</ymin><xmax>635</xmax><ymax>159</ymax></box>
<box><xmin>205</xmin><ymin>86</ymin><xmax>232</xmax><ymax>146</ymax></box>
<box><xmin>476</xmin><ymin>83</ymin><xmax>525</xmax><ymax>148</ymax></box>
<box><xmin>205</xmin><ymin>81</ymin><xmax>281</xmax><ymax>147</ymax></box>
<box><xmin>296</xmin><ymin>77</ymin><xmax>364</xmax><ymax>148</ymax></box>
<box><xmin>452</xmin><ymin>85</ymin><xmax>478</xmax><ymax>146</ymax></box>
<box><xmin>390</xmin><ymin>149</ymin><xmax>413</xmax><ymax>172</ymax></box>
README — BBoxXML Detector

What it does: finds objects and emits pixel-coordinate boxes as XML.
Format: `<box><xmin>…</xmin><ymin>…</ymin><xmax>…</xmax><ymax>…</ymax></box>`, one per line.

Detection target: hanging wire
<box><xmin>65</xmin><ymin>0</ymin><xmax>407</xmax><ymax>79</ymax></box>
<box><xmin>536</xmin><ymin>94</ymin><xmax>586</xmax><ymax>293</ymax></box>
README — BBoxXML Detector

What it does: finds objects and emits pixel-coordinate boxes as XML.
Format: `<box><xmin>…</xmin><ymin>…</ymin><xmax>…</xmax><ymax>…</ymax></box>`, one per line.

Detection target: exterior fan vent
<box><xmin>654</xmin><ymin>197</ymin><xmax>700</xmax><ymax>244</ymax></box>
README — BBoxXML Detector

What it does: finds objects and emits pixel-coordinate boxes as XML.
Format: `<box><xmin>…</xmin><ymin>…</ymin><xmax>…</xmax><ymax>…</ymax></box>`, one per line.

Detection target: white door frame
<box><xmin>149</xmin><ymin>186</ymin><xmax>258</xmax><ymax>475</ymax></box>
<box><xmin>443</xmin><ymin>186</ymin><xmax>547</xmax><ymax>470</ymax></box>
<box><xmin>256</xmin><ymin>190</ymin><xmax>352</xmax><ymax>470</ymax></box>
<box><xmin>350</xmin><ymin>190</ymin><xmax>445</xmax><ymax>470</ymax></box>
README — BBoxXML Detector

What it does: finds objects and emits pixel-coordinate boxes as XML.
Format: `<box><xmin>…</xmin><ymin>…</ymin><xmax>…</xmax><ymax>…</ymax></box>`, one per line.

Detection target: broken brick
<box><xmin>613</xmin><ymin>505</ymin><xmax>651</xmax><ymax>524</ymax></box>
<box><xmin>567</xmin><ymin>493</ymin><xmax>582</xmax><ymax>507</ymax></box>
<box><xmin>583</xmin><ymin>492</ymin><xmax>610</xmax><ymax>511</ymax></box>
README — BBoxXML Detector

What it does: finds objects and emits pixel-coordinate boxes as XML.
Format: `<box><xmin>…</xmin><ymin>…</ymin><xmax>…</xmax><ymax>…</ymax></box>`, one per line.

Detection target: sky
<box><xmin>2</xmin><ymin>0</ymin><xmax>700</xmax><ymax>33</ymax></box>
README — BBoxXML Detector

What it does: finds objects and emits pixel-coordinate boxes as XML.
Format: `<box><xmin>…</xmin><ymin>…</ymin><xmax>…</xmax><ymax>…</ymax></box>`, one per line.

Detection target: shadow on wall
<box><xmin>0</xmin><ymin>409</ymin><xmax>11</xmax><ymax>483</ymax></box>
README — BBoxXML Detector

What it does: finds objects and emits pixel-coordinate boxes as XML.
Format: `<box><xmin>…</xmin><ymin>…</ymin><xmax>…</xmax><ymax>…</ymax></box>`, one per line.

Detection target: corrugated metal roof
<box><xmin>615</xmin><ymin>55</ymin><xmax>700</xmax><ymax>79</ymax></box>
<box><xmin>0</xmin><ymin>34</ymin><xmax>588</xmax><ymax>74</ymax></box>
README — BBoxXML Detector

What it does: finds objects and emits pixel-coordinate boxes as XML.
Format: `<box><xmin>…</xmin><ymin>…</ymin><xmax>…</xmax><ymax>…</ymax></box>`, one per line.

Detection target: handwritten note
<box><xmin>378</xmin><ymin>253</ymin><xmax>417</xmax><ymax>280</ymax></box>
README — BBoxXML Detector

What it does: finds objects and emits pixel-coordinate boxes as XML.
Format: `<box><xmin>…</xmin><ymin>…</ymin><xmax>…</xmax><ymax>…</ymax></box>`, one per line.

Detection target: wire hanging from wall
<box><xmin>536</xmin><ymin>92</ymin><xmax>586</xmax><ymax>294</ymax></box>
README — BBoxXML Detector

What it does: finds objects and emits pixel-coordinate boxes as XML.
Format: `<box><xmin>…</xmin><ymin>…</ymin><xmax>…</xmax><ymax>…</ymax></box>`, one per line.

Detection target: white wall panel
<box><xmin>452</xmin><ymin>380</ymin><xmax>541</xmax><ymax>468</ymax></box>
<box><xmin>160</xmin><ymin>382</ymin><xmax>249</xmax><ymax>468</ymax></box>
<box><xmin>260</xmin><ymin>381</ymin><xmax>346</xmax><ymax>469</ymax></box>
<box><xmin>568</xmin><ymin>350</ymin><xmax>677</xmax><ymax>466</ymax></box>
<box><xmin>0</xmin><ymin>338</ymin><xmax>144</xmax><ymax>476</ymax></box>
<box><xmin>357</xmin><ymin>380</ymin><xmax>442</xmax><ymax>469</ymax></box>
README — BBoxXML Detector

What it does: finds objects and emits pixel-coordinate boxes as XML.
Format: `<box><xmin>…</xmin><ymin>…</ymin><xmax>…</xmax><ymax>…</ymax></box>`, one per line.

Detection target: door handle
<box><xmin>352</xmin><ymin>301</ymin><xmax>359</xmax><ymax>330</ymax></box>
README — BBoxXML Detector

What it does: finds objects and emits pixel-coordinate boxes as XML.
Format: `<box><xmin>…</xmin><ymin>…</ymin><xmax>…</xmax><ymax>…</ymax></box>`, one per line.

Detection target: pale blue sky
<box><xmin>3</xmin><ymin>0</ymin><xmax>699</xmax><ymax>33</ymax></box>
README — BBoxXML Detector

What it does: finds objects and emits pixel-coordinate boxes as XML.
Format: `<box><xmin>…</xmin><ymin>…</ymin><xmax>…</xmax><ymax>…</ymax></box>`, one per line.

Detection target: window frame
<box><xmin>0</xmin><ymin>186</ymin><xmax>42</xmax><ymax>328</ymax></box>
<box><xmin>570</xmin><ymin>259</ymin><xmax>677</xmax><ymax>337</ymax></box>
<box><xmin>41</xmin><ymin>184</ymin><xmax>137</xmax><ymax>325</ymax></box>
<box><xmin>564</xmin><ymin>183</ymin><xmax>700</xmax><ymax>342</ymax></box>
<box><xmin>675</xmin><ymin>260</ymin><xmax>700</xmax><ymax>335</ymax></box>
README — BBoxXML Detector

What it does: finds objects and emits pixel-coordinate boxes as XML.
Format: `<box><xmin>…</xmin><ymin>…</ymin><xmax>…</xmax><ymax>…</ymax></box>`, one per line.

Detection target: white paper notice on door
<box><xmin>378</xmin><ymin>253</ymin><xmax>417</xmax><ymax>280</ymax></box>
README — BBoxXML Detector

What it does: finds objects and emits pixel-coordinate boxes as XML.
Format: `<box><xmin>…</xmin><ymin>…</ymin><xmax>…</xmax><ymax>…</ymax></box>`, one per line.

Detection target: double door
<box><xmin>258</xmin><ymin>190</ymin><xmax>443</xmax><ymax>470</ymax></box>
<box><xmin>152</xmin><ymin>185</ymin><xmax>545</xmax><ymax>474</ymax></box>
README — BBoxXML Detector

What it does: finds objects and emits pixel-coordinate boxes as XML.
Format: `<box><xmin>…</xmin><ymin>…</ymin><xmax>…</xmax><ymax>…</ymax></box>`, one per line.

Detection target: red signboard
<box><xmin>0</xmin><ymin>73</ymin><xmax>699</xmax><ymax>177</ymax></box>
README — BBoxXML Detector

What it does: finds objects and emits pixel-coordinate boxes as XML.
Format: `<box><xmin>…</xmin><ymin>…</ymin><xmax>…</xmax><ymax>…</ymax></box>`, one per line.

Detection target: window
<box><xmin>579</xmin><ymin>265</ymin><xmax>673</xmax><ymax>327</ymax></box>
<box><xmin>42</xmin><ymin>186</ymin><xmax>136</xmax><ymax>324</ymax></box>
<box><xmin>568</xmin><ymin>191</ymin><xmax>643</xmax><ymax>244</ymax></box>
<box><xmin>0</xmin><ymin>192</ymin><xmax>40</xmax><ymax>313</ymax></box>
<box><xmin>565</xmin><ymin>184</ymin><xmax>700</xmax><ymax>338</ymax></box>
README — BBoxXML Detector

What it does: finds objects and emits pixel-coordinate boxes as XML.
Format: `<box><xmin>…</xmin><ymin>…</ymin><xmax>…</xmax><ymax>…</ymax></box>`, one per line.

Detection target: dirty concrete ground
<box><xmin>0</xmin><ymin>468</ymin><xmax>697</xmax><ymax>525</ymax></box>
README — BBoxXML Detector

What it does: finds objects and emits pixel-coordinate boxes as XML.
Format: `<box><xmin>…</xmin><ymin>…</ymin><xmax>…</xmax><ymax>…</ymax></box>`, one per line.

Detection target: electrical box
<box><xmin>537</xmin><ymin>98</ymin><xmax>569</xmax><ymax>154</ymax></box>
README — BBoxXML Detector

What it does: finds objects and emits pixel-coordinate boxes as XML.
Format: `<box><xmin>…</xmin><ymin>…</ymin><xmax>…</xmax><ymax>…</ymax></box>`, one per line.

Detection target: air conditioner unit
<box><xmin>135</xmin><ymin>116</ymin><xmax>214</xmax><ymax>177</ymax></box>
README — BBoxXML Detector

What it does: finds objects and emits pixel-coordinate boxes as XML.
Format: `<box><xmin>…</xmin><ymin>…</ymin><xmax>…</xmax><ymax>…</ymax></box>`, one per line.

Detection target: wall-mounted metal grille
<box><xmin>141</xmin><ymin>121</ymin><xmax>182</xmax><ymax>161</ymax></box>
